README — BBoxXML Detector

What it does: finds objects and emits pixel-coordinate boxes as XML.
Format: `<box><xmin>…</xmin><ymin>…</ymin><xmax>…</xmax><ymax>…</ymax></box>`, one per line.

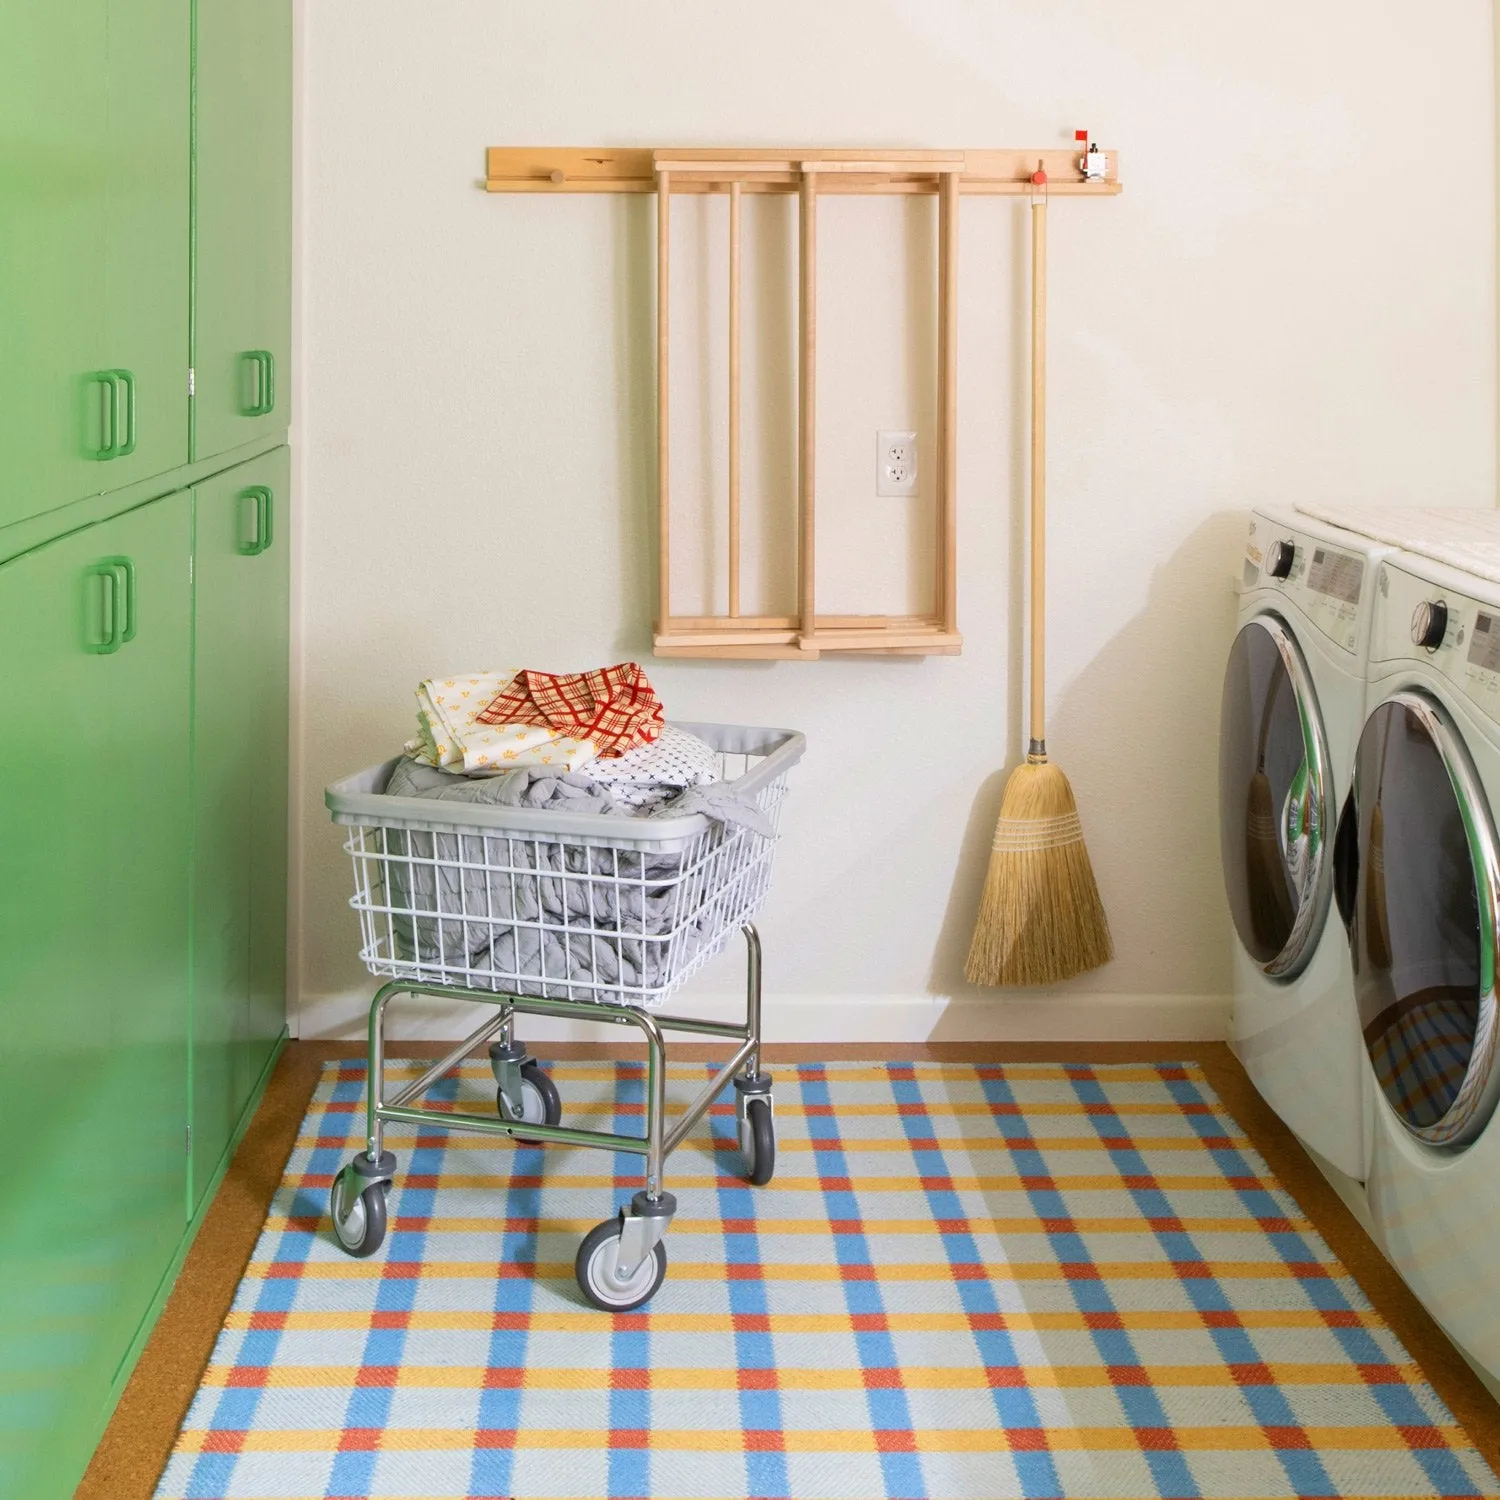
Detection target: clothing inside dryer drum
<box><xmin>1219</xmin><ymin>622</ymin><xmax>1324</xmax><ymax>967</ymax></box>
<box><xmin>1353</xmin><ymin>701</ymin><xmax>1482</xmax><ymax>1133</ymax></box>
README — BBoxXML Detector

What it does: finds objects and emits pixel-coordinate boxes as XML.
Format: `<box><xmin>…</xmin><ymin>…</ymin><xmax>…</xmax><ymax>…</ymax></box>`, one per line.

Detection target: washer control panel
<box><xmin>1373</xmin><ymin>561</ymin><xmax>1500</xmax><ymax>723</ymax></box>
<box><xmin>1244</xmin><ymin>516</ymin><xmax>1365</xmax><ymax>653</ymax></box>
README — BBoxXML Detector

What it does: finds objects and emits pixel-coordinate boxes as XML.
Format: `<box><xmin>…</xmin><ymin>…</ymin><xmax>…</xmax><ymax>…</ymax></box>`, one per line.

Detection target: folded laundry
<box><xmin>405</xmin><ymin>671</ymin><xmax>597</xmax><ymax>775</ymax></box>
<box><xmin>476</xmin><ymin>661</ymin><xmax>663</xmax><ymax>759</ymax></box>
<box><xmin>386</xmin><ymin>745</ymin><xmax>767</xmax><ymax>831</ymax></box>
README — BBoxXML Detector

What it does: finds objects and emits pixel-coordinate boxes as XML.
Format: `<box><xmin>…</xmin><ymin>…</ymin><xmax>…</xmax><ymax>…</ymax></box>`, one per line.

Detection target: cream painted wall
<box><xmin>295</xmin><ymin>1</ymin><xmax>1496</xmax><ymax>1041</ymax></box>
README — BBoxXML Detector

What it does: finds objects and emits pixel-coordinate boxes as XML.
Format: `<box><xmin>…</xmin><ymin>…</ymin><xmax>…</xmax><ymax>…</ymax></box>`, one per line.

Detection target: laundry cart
<box><xmin>324</xmin><ymin>722</ymin><xmax>804</xmax><ymax>1309</ymax></box>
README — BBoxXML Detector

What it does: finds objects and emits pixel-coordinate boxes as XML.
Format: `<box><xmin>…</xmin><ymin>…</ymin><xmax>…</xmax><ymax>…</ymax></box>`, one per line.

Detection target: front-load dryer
<box><xmin>1220</xmin><ymin>506</ymin><xmax>1391</xmax><ymax>1178</ymax></box>
<box><xmin>1342</xmin><ymin>550</ymin><xmax>1500</xmax><ymax>1382</ymax></box>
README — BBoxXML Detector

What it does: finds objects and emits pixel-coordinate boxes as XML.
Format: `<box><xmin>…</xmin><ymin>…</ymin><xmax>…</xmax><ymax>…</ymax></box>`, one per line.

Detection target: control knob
<box><xmin>1411</xmin><ymin>599</ymin><xmax>1448</xmax><ymax>650</ymax></box>
<box><xmin>1266</xmin><ymin>539</ymin><xmax>1295</xmax><ymax>579</ymax></box>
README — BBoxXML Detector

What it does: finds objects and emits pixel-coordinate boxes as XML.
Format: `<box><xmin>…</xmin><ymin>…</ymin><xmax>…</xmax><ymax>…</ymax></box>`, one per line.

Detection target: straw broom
<box><xmin>966</xmin><ymin>168</ymin><xmax>1112</xmax><ymax>988</ymax></box>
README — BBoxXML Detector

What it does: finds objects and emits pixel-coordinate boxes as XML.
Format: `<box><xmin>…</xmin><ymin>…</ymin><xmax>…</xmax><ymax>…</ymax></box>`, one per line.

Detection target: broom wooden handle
<box><xmin>1028</xmin><ymin>193</ymin><xmax>1048</xmax><ymax>758</ymax></box>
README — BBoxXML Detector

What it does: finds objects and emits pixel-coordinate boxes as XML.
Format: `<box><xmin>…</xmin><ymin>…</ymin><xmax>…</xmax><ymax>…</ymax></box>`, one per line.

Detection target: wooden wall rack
<box><xmin>485</xmin><ymin>146</ymin><xmax>1122</xmax><ymax>659</ymax></box>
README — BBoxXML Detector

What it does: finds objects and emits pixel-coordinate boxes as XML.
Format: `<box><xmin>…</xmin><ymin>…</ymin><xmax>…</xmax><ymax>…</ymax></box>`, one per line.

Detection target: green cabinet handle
<box><xmin>83</xmin><ymin>562</ymin><xmax>121</xmax><ymax>654</ymax></box>
<box><xmin>237</xmin><ymin>485</ymin><xmax>274</xmax><ymax>556</ymax></box>
<box><xmin>91</xmin><ymin>370</ymin><xmax>138</xmax><ymax>459</ymax></box>
<box><xmin>236</xmin><ymin>488</ymin><xmax>257</xmax><ymax>555</ymax></box>
<box><xmin>83</xmin><ymin>555</ymin><xmax>136</xmax><ymax>653</ymax></box>
<box><xmin>92</xmin><ymin>372</ymin><xmax>118</xmax><ymax>460</ymax></box>
<box><xmin>245</xmin><ymin>350</ymin><xmax>275</xmax><ymax>416</ymax></box>
<box><xmin>110</xmin><ymin>369</ymin><xmax>137</xmax><ymax>456</ymax></box>
<box><xmin>105</xmin><ymin>555</ymin><xmax>137</xmax><ymax>642</ymax></box>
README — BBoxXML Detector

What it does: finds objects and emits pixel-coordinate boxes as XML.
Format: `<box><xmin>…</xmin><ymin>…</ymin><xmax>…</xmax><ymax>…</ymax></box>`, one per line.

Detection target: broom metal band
<box><xmin>991</xmin><ymin>812</ymin><xmax>1083</xmax><ymax>853</ymax></box>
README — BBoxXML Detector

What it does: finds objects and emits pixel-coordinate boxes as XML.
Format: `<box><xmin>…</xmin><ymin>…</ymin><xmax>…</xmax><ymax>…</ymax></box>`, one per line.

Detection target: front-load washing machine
<box><xmin>1219</xmin><ymin>506</ymin><xmax>1392</xmax><ymax>1178</ymax></box>
<box><xmin>1341</xmin><ymin>549</ymin><xmax>1500</xmax><ymax>1383</ymax></box>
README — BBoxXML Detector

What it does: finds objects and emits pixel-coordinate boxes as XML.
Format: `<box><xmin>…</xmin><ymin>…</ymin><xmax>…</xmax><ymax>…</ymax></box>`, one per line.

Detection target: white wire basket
<box><xmin>326</xmin><ymin>723</ymin><xmax>804</xmax><ymax>1009</ymax></box>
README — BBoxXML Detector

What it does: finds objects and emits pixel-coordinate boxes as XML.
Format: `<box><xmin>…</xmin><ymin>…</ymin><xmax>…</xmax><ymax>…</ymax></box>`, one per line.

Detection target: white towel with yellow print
<box><xmin>404</xmin><ymin>671</ymin><xmax>597</xmax><ymax>775</ymax></box>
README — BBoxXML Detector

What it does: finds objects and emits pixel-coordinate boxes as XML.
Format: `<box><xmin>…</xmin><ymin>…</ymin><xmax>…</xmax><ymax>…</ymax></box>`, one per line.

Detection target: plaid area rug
<box><xmin>156</xmin><ymin>1060</ymin><xmax>1497</xmax><ymax>1500</ymax></box>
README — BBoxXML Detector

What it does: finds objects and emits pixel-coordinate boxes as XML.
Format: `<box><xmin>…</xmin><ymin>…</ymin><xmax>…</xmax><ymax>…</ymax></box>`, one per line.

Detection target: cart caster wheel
<box><xmin>330</xmin><ymin>1163</ymin><xmax>388</xmax><ymax>1258</ymax></box>
<box><xmin>498</xmin><ymin>1061</ymin><xmax>562</xmax><ymax>1145</ymax></box>
<box><xmin>575</xmin><ymin>1218</ymin><xmax>669</xmax><ymax>1311</ymax></box>
<box><xmin>743</xmin><ymin>1097</ymin><xmax>775</xmax><ymax>1186</ymax></box>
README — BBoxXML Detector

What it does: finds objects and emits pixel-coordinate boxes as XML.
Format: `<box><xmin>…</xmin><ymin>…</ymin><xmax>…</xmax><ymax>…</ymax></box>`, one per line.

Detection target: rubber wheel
<box><xmin>330</xmin><ymin>1165</ymin><xmax>388</xmax><ymax>1258</ymax></box>
<box><xmin>575</xmin><ymin>1218</ymin><xmax>669</xmax><ymax>1311</ymax></box>
<box><xmin>744</xmin><ymin>1097</ymin><xmax>775</xmax><ymax>1186</ymax></box>
<box><xmin>498</xmin><ymin>1061</ymin><xmax>562</xmax><ymax>1145</ymax></box>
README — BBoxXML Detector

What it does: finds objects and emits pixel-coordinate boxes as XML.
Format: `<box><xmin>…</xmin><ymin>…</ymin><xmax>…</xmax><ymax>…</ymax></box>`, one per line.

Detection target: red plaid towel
<box><xmin>475</xmin><ymin>662</ymin><xmax>664</xmax><ymax>758</ymax></box>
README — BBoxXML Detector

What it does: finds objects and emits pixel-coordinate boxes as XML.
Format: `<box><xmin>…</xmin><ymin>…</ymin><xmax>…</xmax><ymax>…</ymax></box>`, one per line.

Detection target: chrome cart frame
<box><xmin>359</xmin><ymin>922</ymin><xmax>768</xmax><ymax>1193</ymax></box>
<box><xmin>329</xmin><ymin>922</ymin><xmax>778</xmax><ymax>1310</ymax></box>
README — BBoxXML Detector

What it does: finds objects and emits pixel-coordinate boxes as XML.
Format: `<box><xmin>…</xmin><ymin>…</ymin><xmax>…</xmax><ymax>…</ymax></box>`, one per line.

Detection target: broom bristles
<box><xmin>965</xmin><ymin>759</ymin><xmax>1113</xmax><ymax>988</ymax></box>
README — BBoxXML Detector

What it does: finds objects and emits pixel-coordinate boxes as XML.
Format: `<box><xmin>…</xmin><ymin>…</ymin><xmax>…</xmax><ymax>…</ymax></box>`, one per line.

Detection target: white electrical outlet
<box><xmin>877</xmin><ymin>430</ymin><xmax>918</xmax><ymax>497</ymax></box>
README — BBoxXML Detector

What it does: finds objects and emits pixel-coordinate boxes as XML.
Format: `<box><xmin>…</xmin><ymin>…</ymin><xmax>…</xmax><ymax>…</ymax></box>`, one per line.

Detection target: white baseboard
<box><xmin>296</xmin><ymin>988</ymin><xmax>1230</xmax><ymax>1045</ymax></box>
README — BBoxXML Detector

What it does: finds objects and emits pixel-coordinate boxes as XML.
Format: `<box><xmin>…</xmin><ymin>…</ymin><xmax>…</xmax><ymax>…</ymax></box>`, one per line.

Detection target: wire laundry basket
<box><xmin>327</xmin><ymin>722</ymin><xmax>802</xmax><ymax>1008</ymax></box>
<box><xmin>323</xmin><ymin>721</ymin><xmax>804</xmax><ymax>1308</ymax></box>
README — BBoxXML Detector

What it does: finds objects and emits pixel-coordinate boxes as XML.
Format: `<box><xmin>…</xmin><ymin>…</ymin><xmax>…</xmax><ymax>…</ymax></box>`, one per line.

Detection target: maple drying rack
<box><xmin>485</xmin><ymin>146</ymin><xmax>1122</xmax><ymax>659</ymax></box>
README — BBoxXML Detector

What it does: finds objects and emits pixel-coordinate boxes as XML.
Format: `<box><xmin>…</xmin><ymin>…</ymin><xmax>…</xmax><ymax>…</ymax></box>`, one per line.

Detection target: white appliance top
<box><xmin>1295</xmin><ymin>502</ymin><xmax>1500</xmax><ymax>585</ymax></box>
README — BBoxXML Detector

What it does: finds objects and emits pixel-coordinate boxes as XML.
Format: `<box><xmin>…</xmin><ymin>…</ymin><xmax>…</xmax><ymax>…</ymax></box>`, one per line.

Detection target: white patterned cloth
<box><xmin>404</xmin><ymin>670</ymin><xmax>598</xmax><ymax>775</ymax></box>
<box><xmin>577</xmin><ymin>724</ymin><xmax>721</xmax><ymax>808</ymax></box>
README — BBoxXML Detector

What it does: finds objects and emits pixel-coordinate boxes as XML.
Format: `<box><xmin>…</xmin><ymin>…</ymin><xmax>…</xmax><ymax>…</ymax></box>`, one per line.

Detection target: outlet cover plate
<box><xmin>877</xmin><ymin>430</ymin><xmax>918</xmax><ymax>497</ymax></box>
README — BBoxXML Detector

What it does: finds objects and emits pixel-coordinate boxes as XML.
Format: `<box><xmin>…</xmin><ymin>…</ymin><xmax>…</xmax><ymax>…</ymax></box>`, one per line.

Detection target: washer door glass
<box><xmin>1350</xmin><ymin>694</ymin><xmax>1500</xmax><ymax>1147</ymax></box>
<box><xmin>1219</xmin><ymin>616</ymin><xmax>1333</xmax><ymax>978</ymax></box>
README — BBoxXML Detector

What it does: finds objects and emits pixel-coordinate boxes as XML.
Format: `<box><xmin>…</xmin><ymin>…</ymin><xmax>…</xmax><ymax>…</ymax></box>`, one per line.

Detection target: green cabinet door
<box><xmin>0</xmin><ymin>0</ymin><xmax>190</xmax><ymax>535</ymax></box>
<box><xmin>0</xmin><ymin>490</ymin><xmax>191</xmax><ymax>1500</ymax></box>
<box><xmin>191</xmin><ymin>447</ymin><xmax>288</xmax><ymax>1207</ymax></box>
<box><xmin>0</xmin><ymin>4</ymin><xmax>111</xmax><ymax>531</ymax></box>
<box><xmin>193</xmin><ymin>0</ymin><xmax>292</xmax><ymax>463</ymax></box>
<box><xmin>102</xmin><ymin>0</ymin><xmax>192</xmax><ymax>489</ymax></box>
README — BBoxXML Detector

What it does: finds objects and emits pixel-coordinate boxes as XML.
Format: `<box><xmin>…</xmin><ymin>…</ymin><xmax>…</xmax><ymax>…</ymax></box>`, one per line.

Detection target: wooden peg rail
<box><xmin>484</xmin><ymin>147</ymin><xmax>1122</xmax><ymax>197</ymax></box>
<box><xmin>485</xmin><ymin>146</ymin><xmax>1122</xmax><ymax>659</ymax></box>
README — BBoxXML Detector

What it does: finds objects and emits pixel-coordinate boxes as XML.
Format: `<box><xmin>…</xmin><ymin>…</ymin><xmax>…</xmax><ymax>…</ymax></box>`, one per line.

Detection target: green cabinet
<box><xmin>103</xmin><ymin>0</ymin><xmax>192</xmax><ymax>491</ymax></box>
<box><xmin>193</xmin><ymin>0</ymin><xmax>293</xmax><ymax>462</ymax></box>
<box><xmin>0</xmin><ymin>3</ymin><xmax>291</xmax><ymax>1489</ymax></box>
<box><xmin>191</xmin><ymin>447</ymin><xmax>290</xmax><ymax>1207</ymax></box>
<box><xmin>0</xmin><ymin>0</ymin><xmax>189</xmax><ymax>534</ymax></box>
<box><xmin>0</xmin><ymin>491</ymin><xmax>192</xmax><ymax>1500</ymax></box>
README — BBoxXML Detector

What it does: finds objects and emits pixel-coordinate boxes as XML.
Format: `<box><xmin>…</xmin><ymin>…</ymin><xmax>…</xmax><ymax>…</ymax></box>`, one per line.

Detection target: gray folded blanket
<box><xmin>376</xmin><ymin>755</ymin><xmax>771</xmax><ymax>1001</ymax></box>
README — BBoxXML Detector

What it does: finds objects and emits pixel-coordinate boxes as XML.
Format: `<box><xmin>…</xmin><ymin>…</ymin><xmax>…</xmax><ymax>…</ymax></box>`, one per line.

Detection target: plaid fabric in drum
<box><xmin>155</xmin><ymin>1061</ymin><xmax>1498</xmax><ymax>1500</ymax></box>
<box><xmin>476</xmin><ymin>664</ymin><xmax>664</xmax><ymax>759</ymax></box>
<box><xmin>1365</xmin><ymin>990</ymin><xmax>1476</xmax><ymax>1131</ymax></box>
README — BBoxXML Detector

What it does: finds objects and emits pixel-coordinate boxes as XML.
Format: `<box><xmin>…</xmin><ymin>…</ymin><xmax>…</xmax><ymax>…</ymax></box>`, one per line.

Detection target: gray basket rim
<box><xmin>326</xmin><ymin>721</ymin><xmax>804</xmax><ymax>850</ymax></box>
